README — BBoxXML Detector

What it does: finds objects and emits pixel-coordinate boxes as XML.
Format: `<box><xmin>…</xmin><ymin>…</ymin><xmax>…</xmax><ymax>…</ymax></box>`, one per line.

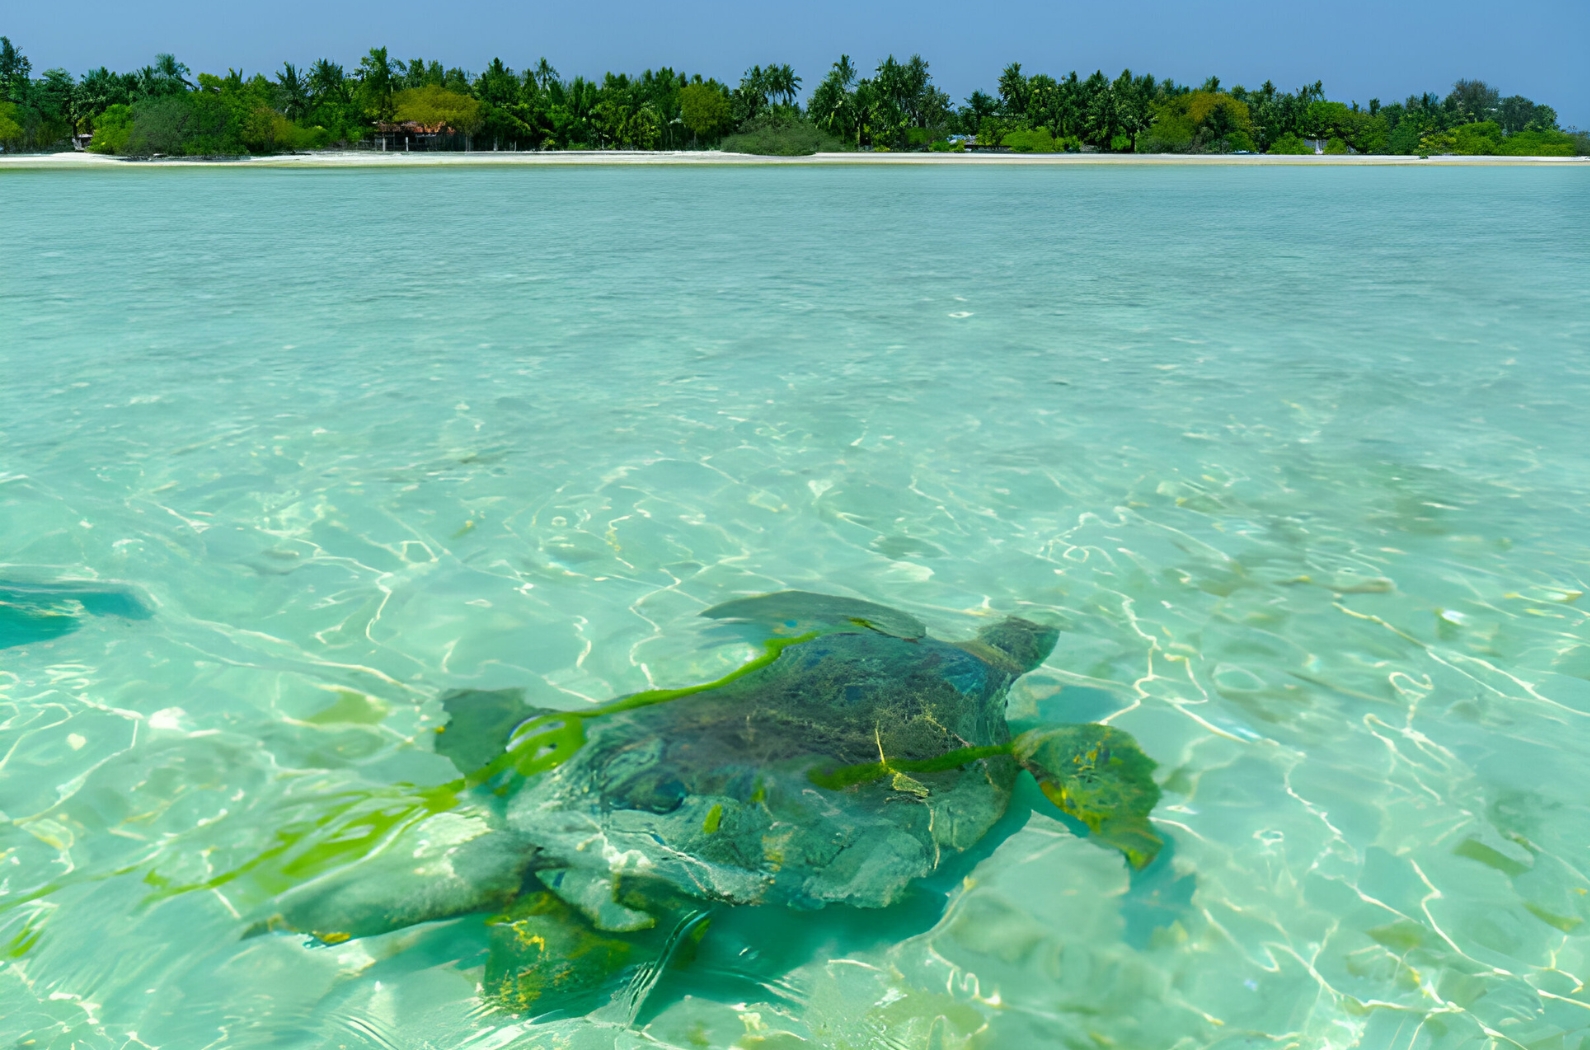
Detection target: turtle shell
<box><xmin>503</xmin><ymin>616</ymin><xmax>1057</xmax><ymax>910</ymax></box>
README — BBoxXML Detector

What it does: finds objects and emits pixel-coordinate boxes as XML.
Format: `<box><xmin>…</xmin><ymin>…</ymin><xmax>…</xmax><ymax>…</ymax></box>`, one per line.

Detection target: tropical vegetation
<box><xmin>0</xmin><ymin>35</ymin><xmax>1583</xmax><ymax>158</ymax></box>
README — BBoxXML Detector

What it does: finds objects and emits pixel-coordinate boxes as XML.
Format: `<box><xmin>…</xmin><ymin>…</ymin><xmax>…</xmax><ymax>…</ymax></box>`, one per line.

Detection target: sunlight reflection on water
<box><xmin>2</xmin><ymin>165</ymin><xmax>1589</xmax><ymax>1049</ymax></box>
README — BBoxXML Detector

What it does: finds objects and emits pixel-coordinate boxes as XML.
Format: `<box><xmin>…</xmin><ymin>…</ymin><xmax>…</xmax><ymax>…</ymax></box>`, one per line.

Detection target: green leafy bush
<box><xmin>1496</xmin><ymin>129</ymin><xmax>1577</xmax><ymax>156</ymax></box>
<box><xmin>87</xmin><ymin>103</ymin><xmax>134</xmax><ymax>153</ymax></box>
<box><xmin>124</xmin><ymin>96</ymin><xmax>197</xmax><ymax>155</ymax></box>
<box><xmin>721</xmin><ymin>116</ymin><xmax>845</xmax><ymax>156</ymax></box>
<box><xmin>1267</xmin><ymin>132</ymin><xmax>1312</xmax><ymax>154</ymax></box>
<box><xmin>1001</xmin><ymin>127</ymin><xmax>1055</xmax><ymax>152</ymax></box>
<box><xmin>273</xmin><ymin>116</ymin><xmax>331</xmax><ymax>150</ymax></box>
<box><xmin>1000</xmin><ymin>127</ymin><xmax>1079</xmax><ymax>152</ymax></box>
<box><xmin>1418</xmin><ymin>121</ymin><xmax>1514</xmax><ymax>156</ymax></box>
<box><xmin>0</xmin><ymin>100</ymin><xmax>24</xmax><ymax>149</ymax></box>
<box><xmin>1387</xmin><ymin>121</ymin><xmax>1425</xmax><ymax>155</ymax></box>
<box><xmin>1453</xmin><ymin>121</ymin><xmax>1502</xmax><ymax>154</ymax></box>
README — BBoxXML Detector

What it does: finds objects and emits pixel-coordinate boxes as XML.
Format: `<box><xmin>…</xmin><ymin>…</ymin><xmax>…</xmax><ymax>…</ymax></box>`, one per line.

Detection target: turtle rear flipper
<box><xmin>486</xmin><ymin>888</ymin><xmax>708</xmax><ymax>1022</ymax></box>
<box><xmin>1013</xmin><ymin>724</ymin><xmax>1163</xmax><ymax>869</ymax></box>
<box><xmin>701</xmin><ymin>590</ymin><xmax>925</xmax><ymax>640</ymax></box>
<box><xmin>267</xmin><ymin>819</ymin><xmax>540</xmax><ymax>942</ymax></box>
<box><xmin>537</xmin><ymin>867</ymin><xmax>656</xmax><ymax>932</ymax></box>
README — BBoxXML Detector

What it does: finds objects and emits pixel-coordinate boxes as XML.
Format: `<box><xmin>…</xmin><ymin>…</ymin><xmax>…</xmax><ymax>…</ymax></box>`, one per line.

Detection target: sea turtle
<box><xmin>267</xmin><ymin>592</ymin><xmax>1162</xmax><ymax>1018</ymax></box>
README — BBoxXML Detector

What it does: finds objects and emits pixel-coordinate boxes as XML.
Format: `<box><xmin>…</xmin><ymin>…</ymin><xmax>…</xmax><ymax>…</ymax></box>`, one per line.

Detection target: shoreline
<box><xmin>2</xmin><ymin>149</ymin><xmax>1586</xmax><ymax>169</ymax></box>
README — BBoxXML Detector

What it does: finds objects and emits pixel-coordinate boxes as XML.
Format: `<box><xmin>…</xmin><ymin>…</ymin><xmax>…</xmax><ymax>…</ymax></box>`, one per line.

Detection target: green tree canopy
<box><xmin>0</xmin><ymin>34</ymin><xmax>1577</xmax><ymax>158</ymax></box>
<box><xmin>357</xmin><ymin>47</ymin><xmax>398</xmax><ymax>121</ymax></box>
<box><xmin>0</xmin><ymin>37</ymin><xmax>32</xmax><ymax>102</ymax></box>
<box><xmin>393</xmin><ymin>84</ymin><xmax>483</xmax><ymax>133</ymax></box>
<box><xmin>679</xmin><ymin>81</ymin><xmax>731</xmax><ymax>140</ymax></box>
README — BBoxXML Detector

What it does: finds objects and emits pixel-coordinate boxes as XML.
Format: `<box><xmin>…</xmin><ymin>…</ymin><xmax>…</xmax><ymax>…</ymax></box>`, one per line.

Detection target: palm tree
<box><xmin>530</xmin><ymin>58</ymin><xmax>559</xmax><ymax>93</ymax></box>
<box><xmin>997</xmin><ymin>62</ymin><xmax>1028</xmax><ymax>118</ymax></box>
<box><xmin>133</xmin><ymin>53</ymin><xmax>190</xmax><ymax>99</ymax></box>
<box><xmin>853</xmin><ymin>78</ymin><xmax>881</xmax><ymax>147</ymax></box>
<box><xmin>902</xmin><ymin>56</ymin><xmax>929</xmax><ymax>103</ymax></box>
<box><xmin>153</xmin><ymin>53</ymin><xmax>190</xmax><ymax>89</ymax></box>
<box><xmin>1080</xmin><ymin>69</ymin><xmax>1113</xmax><ymax>146</ymax></box>
<box><xmin>1112</xmin><ymin>69</ymin><xmax>1154</xmax><ymax>151</ymax></box>
<box><xmin>809</xmin><ymin>57</ymin><xmax>858</xmax><ymax>141</ymax></box>
<box><xmin>766</xmin><ymin>63</ymin><xmax>800</xmax><ymax>108</ymax></box>
<box><xmin>553</xmin><ymin>75</ymin><xmax>598</xmax><ymax>147</ymax></box>
<box><xmin>879</xmin><ymin>55</ymin><xmax>937</xmax><ymax>128</ymax></box>
<box><xmin>736</xmin><ymin>64</ymin><xmax>769</xmax><ymax>121</ymax></box>
<box><xmin>869</xmin><ymin>56</ymin><xmax>915</xmax><ymax>142</ymax></box>
<box><xmin>74</xmin><ymin>67</ymin><xmax>129</xmax><ymax>127</ymax></box>
<box><xmin>36</xmin><ymin>69</ymin><xmax>77</xmax><ymax>137</ymax></box>
<box><xmin>357</xmin><ymin>47</ymin><xmax>398</xmax><ymax>122</ymax></box>
<box><xmin>309</xmin><ymin>59</ymin><xmax>348</xmax><ymax>104</ymax></box>
<box><xmin>276</xmin><ymin>62</ymin><xmax>310</xmax><ymax>121</ymax></box>
<box><xmin>476</xmin><ymin>58</ymin><xmax>519</xmax><ymax>108</ymax></box>
<box><xmin>834</xmin><ymin>55</ymin><xmax>857</xmax><ymax>91</ymax></box>
<box><xmin>401</xmin><ymin>58</ymin><xmax>444</xmax><ymax>90</ymax></box>
<box><xmin>957</xmin><ymin>89</ymin><xmax>994</xmax><ymax>139</ymax></box>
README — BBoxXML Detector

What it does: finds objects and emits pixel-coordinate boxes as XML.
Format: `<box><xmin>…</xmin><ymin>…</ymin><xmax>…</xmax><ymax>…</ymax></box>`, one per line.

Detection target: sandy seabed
<box><xmin>2</xmin><ymin>149</ymin><xmax>1586</xmax><ymax>169</ymax></box>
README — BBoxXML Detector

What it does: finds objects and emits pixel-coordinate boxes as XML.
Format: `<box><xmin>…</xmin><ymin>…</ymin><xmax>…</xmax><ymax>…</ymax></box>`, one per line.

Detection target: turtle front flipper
<box><xmin>435</xmin><ymin>687</ymin><xmax>551</xmax><ymax>775</ymax></box>
<box><xmin>1012</xmin><ymin>724</ymin><xmax>1163</xmax><ymax>869</ymax></box>
<box><xmin>701</xmin><ymin>590</ymin><xmax>926</xmax><ymax>639</ymax></box>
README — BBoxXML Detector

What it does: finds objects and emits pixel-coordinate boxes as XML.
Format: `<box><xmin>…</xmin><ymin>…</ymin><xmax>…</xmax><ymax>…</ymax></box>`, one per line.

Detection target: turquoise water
<box><xmin>2</xmin><ymin>164</ymin><xmax>1589</xmax><ymax>1049</ymax></box>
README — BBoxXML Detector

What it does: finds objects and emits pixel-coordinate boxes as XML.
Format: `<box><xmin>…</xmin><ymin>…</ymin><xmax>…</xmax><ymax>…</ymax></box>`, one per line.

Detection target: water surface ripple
<box><xmin>2</xmin><ymin>166</ymin><xmax>1589</xmax><ymax>1049</ymax></box>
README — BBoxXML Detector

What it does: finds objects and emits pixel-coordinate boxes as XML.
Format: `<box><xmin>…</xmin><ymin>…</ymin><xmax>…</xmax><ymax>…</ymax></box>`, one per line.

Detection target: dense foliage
<box><xmin>0</xmin><ymin>36</ymin><xmax>1583</xmax><ymax>157</ymax></box>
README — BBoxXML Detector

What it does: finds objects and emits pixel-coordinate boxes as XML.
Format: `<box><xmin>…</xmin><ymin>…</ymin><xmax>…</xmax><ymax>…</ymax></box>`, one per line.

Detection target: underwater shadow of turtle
<box><xmin>0</xmin><ymin>578</ymin><xmax>155</xmax><ymax>650</ymax></box>
<box><xmin>260</xmin><ymin>591</ymin><xmax>1164</xmax><ymax>1022</ymax></box>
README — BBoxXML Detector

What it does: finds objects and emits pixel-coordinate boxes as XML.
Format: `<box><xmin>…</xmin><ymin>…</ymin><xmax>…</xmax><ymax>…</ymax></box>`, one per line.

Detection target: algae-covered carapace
<box><xmin>258</xmin><ymin>591</ymin><xmax>1162</xmax><ymax>1019</ymax></box>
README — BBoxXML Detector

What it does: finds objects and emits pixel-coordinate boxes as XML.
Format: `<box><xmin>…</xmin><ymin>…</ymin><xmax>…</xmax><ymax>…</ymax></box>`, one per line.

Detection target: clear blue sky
<box><xmin>7</xmin><ymin>0</ymin><xmax>1588</xmax><ymax>125</ymax></box>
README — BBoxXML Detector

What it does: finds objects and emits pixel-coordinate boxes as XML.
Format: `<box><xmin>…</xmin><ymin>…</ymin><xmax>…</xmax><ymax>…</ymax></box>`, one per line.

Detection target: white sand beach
<box><xmin>2</xmin><ymin>149</ymin><xmax>1585</xmax><ymax>169</ymax></box>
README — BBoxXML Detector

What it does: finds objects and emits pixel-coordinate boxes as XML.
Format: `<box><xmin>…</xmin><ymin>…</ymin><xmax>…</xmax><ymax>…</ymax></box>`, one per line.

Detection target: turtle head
<box><xmin>972</xmin><ymin>616</ymin><xmax>1059</xmax><ymax>674</ymax></box>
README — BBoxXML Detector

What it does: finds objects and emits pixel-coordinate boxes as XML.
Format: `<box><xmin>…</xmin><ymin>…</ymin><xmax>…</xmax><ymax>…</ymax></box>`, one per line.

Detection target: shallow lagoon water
<box><xmin>2</xmin><ymin>164</ymin><xmax>1589</xmax><ymax>1048</ymax></box>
